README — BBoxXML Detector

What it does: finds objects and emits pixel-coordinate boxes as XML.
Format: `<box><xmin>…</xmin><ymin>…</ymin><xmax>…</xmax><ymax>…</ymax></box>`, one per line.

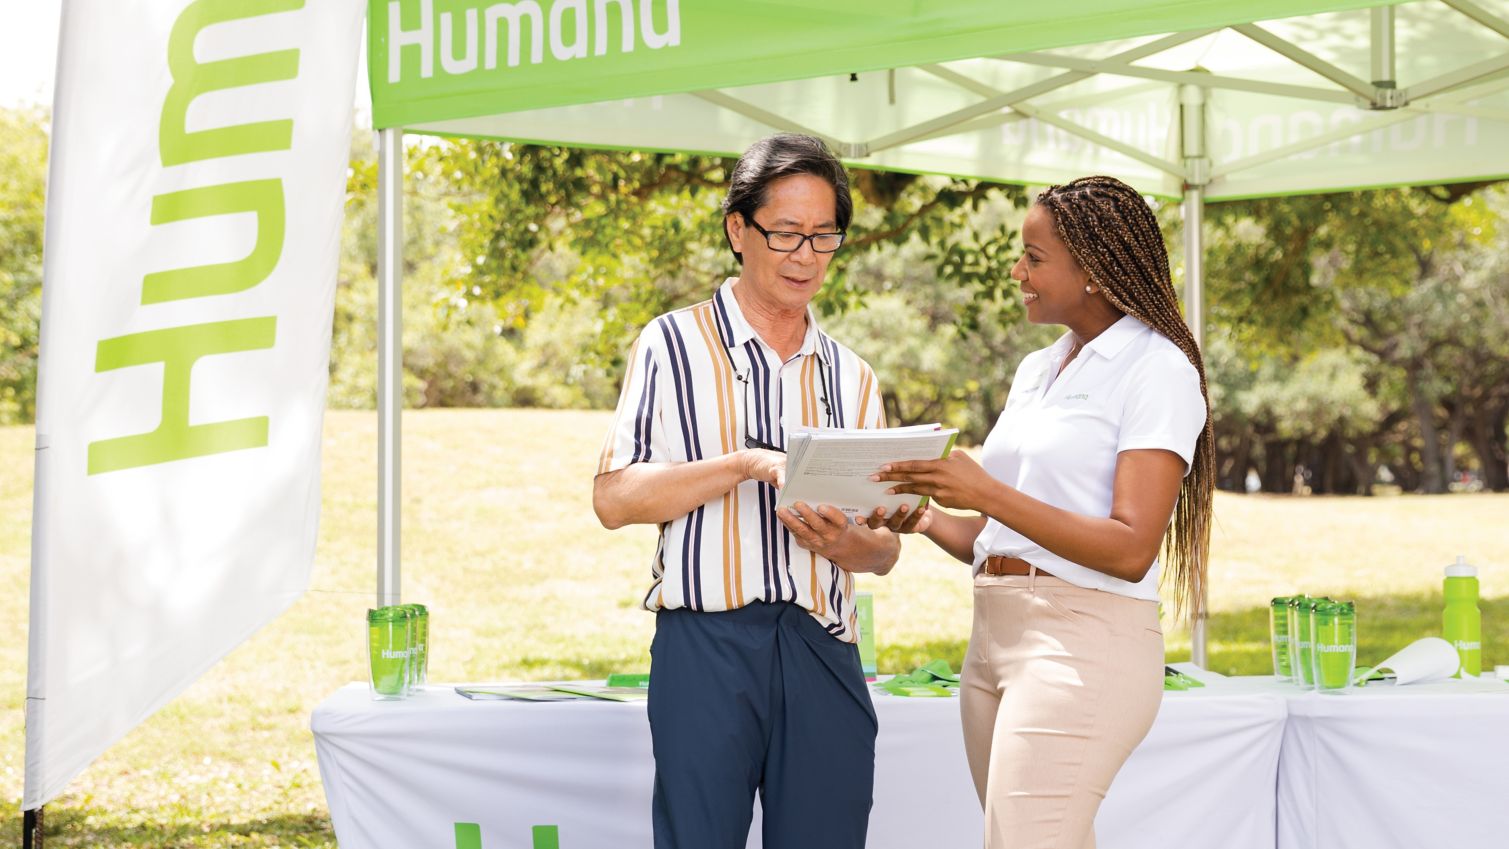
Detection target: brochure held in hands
<box><xmin>776</xmin><ymin>424</ymin><xmax>959</xmax><ymax>519</ymax></box>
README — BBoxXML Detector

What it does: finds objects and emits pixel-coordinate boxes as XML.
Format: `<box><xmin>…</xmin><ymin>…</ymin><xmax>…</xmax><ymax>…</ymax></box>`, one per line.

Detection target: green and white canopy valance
<box><xmin>370</xmin><ymin>0</ymin><xmax>1509</xmax><ymax>200</ymax></box>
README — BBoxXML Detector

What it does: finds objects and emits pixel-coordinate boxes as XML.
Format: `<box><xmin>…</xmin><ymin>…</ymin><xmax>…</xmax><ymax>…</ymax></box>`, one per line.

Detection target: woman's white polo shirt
<box><xmin>971</xmin><ymin>314</ymin><xmax>1207</xmax><ymax>601</ymax></box>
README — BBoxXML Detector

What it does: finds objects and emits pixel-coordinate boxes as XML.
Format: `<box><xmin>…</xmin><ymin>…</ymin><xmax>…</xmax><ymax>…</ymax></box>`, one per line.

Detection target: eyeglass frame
<box><xmin>740</xmin><ymin>212</ymin><xmax>846</xmax><ymax>254</ymax></box>
<box><xmin>728</xmin><ymin>343</ymin><xmax>836</xmax><ymax>453</ymax></box>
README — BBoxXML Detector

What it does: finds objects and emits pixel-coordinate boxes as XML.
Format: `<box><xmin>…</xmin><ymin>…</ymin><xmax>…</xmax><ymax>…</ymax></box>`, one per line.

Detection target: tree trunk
<box><xmin>1263</xmin><ymin>440</ymin><xmax>1292</xmax><ymax>494</ymax></box>
<box><xmin>1469</xmin><ymin>401</ymin><xmax>1509</xmax><ymax>492</ymax></box>
<box><xmin>1317</xmin><ymin>434</ymin><xmax>1348</xmax><ymax>495</ymax></box>
<box><xmin>1220</xmin><ymin>434</ymin><xmax>1253</xmax><ymax>492</ymax></box>
<box><xmin>1444</xmin><ymin>403</ymin><xmax>1468</xmax><ymax>489</ymax></box>
<box><xmin>1346</xmin><ymin>441</ymin><xmax>1375</xmax><ymax>495</ymax></box>
<box><xmin>1396</xmin><ymin>444</ymin><xmax>1422</xmax><ymax>492</ymax></box>
<box><xmin>1406</xmin><ymin>367</ymin><xmax>1446</xmax><ymax>493</ymax></box>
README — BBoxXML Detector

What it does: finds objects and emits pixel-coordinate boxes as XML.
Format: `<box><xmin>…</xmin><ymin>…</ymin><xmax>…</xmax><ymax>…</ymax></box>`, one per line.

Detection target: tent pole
<box><xmin>1180</xmin><ymin>83</ymin><xmax>1210</xmax><ymax>668</ymax></box>
<box><xmin>1371</xmin><ymin>6</ymin><xmax>1396</xmax><ymax>87</ymax></box>
<box><xmin>23</xmin><ymin>806</ymin><xmax>41</xmax><ymax>848</ymax></box>
<box><xmin>1182</xmin><ymin>183</ymin><xmax>1207</xmax><ymax>667</ymax></box>
<box><xmin>377</xmin><ymin>127</ymin><xmax>404</xmax><ymax>609</ymax></box>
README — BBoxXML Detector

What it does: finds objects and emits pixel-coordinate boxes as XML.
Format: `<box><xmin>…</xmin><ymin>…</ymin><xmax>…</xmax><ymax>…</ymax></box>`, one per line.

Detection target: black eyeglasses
<box><xmin>742</xmin><ymin>213</ymin><xmax>846</xmax><ymax>254</ymax></box>
<box><xmin>740</xmin><ymin>374</ymin><xmax>783</xmax><ymax>453</ymax></box>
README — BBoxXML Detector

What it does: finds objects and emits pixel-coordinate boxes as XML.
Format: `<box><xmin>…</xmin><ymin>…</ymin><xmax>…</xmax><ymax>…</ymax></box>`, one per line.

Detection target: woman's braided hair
<box><xmin>1037</xmin><ymin>176</ymin><xmax>1214</xmax><ymax>620</ymax></box>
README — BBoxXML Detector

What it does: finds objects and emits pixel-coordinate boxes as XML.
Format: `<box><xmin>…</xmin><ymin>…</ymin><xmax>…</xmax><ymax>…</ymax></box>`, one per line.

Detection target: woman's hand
<box><xmin>873</xmin><ymin>450</ymin><xmax>998</xmax><ymax>513</ymax></box>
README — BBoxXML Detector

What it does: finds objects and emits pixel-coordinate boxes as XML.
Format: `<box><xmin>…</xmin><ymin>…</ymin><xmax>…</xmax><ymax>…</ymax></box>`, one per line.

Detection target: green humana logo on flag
<box><xmin>455</xmin><ymin>822</ymin><xmax>560</xmax><ymax>848</ymax></box>
<box><xmin>87</xmin><ymin>0</ymin><xmax>299</xmax><ymax>475</ymax></box>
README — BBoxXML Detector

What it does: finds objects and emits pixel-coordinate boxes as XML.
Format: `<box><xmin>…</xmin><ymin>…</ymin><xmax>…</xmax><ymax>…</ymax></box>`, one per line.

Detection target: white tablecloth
<box><xmin>1276</xmin><ymin>677</ymin><xmax>1509</xmax><ymax>849</ymax></box>
<box><xmin>312</xmin><ymin>680</ymin><xmax>1284</xmax><ymax>849</ymax></box>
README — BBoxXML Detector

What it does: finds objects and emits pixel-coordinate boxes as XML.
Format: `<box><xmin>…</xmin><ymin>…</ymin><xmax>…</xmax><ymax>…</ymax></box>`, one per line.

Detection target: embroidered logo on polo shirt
<box><xmin>1065</xmin><ymin>393</ymin><xmax>1090</xmax><ymax>401</ymax></box>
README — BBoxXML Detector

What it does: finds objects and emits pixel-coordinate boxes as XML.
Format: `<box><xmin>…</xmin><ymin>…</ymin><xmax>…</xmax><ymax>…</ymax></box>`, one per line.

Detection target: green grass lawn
<box><xmin>3</xmin><ymin>409</ymin><xmax>1507</xmax><ymax>846</ymax></box>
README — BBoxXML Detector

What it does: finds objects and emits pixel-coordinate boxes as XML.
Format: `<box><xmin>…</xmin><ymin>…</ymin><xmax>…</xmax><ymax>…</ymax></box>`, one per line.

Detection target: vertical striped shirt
<box><xmin>597</xmin><ymin>278</ymin><xmax>887</xmax><ymax>643</ymax></box>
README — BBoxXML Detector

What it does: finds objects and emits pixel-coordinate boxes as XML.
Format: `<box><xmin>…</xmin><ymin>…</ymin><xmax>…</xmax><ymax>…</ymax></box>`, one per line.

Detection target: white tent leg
<box><xmin>1182</xmin><ymin>183</ymin><xmax>1208</xmax><ymax>668</ymax></box>
<box><xmin>1180</xmin><ymin>83</ymin><xmax>1210</xmax><ymax>668</ymax></box>
<box><xmin>1372</xmin><ymin>6</ymin><xmax>1396</xmax><ymax>87</ymax></box>
<box><xmin>377</xmin><ymin>127</ymin><xmax>404</xmax><ymax>608</ymax></box>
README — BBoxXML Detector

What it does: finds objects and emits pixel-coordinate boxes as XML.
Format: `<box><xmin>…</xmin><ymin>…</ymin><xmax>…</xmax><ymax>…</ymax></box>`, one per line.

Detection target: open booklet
<box><xmin>775</xmin><ymin>424</ymin><xmax>959</xmax><ymax>520</ymax></box>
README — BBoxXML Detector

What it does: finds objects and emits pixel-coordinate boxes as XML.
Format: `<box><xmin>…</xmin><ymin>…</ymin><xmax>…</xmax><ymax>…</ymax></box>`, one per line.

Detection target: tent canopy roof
<box><xmin>369</xmin><ymin>0</ymin><xmax>1509</xmax><ymax>199</ymax></box>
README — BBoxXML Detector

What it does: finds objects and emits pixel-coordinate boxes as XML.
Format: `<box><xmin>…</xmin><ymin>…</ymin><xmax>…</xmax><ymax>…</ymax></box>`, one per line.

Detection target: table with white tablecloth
<box><xmin>1276</xmin><ymin>677</ymin><xmax>1509</xmax><ymax>849</ymax></box>
<box><xmin>312</xmin><ymin>680</ymin><xmax>1285</xmax><ymax>849</ymax></box>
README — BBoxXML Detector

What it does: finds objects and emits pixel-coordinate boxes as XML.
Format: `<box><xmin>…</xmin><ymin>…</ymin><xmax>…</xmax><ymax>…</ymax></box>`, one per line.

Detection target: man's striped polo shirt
<box><xmin>598</xmin><ymin>278</ymin><xmax>887</xmax><ymax>643</ymax></box>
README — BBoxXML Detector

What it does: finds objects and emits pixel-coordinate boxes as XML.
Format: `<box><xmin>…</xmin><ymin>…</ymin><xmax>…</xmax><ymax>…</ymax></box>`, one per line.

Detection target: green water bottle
<box><xmin>1443</xmin><ymin>556</ymin><xmax>1481</xmax><ymax>678</ymax></box>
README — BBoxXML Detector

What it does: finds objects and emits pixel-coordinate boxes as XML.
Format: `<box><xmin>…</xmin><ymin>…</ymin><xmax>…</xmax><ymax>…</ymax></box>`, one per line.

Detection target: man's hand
<box><xmin>778</xmin><ymin>502</ymin><xmax>900</xmax><ymax>574</ymax></box>
<box><xmin>739</xmin><ymin>448</ymin><xmax>787</xmax><ymax>489</ymax></box>
<box><xmin>778</xmin><ymin>502</ymin><xmax>852</xmax><ymax>560</ymax></box>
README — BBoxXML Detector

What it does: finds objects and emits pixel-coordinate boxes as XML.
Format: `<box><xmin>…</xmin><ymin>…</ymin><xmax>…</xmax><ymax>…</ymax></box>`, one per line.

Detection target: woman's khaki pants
<box><xmin>961</xmin><ymin>572</ymin><xmax>1164</xmax><ymax>849</ymax></box>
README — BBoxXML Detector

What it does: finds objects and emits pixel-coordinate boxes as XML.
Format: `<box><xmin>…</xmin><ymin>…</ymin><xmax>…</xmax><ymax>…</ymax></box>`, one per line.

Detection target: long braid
<box><xmin>1038</xmin><ymin>176</ymin><xmax>1215</xmax><ymax>622</ymax></box>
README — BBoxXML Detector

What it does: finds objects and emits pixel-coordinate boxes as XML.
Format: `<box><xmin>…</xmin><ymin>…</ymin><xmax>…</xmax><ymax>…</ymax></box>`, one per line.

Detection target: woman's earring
<box><xmin>1085</xmin><ymin>285</ymin><xmax>1095</xmax><ymax>294</ymax></box>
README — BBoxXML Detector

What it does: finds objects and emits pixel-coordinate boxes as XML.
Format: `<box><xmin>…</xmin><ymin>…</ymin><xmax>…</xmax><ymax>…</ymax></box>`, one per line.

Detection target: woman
<box><xmin>872</xmin><ymin>176</ymin><xmax>1213</xmax><ymax>849</ymax></box>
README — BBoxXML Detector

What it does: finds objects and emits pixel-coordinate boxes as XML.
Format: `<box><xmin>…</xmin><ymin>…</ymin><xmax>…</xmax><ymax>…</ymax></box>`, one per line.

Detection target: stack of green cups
<box><xmin>367</xmin><ymin>603</ymin><xmax>429</xmax><ymax>700</ymax></box>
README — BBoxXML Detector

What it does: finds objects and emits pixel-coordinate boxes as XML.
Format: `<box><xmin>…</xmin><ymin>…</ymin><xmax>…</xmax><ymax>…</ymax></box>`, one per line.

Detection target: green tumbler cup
<box><xmin>402</xmin><ymin>603</ymin><xmax>429</xmax><ymax>692</ymax></box>
<box><xmin>1295</xmin><ymin>597</ymin><xmax>1331</xmax><ymax>689</ymax></box>
<box><xmin>1270</xmin><ymin>597</ymin><xmax>1294</xmax><ymax>681</ymax></box>
<box><xmin>1287</xmin><ymin>596</ymin><xmax>1309</xmax><ymax>688</ymax></box>
<box><xmin>1313</xmin><ymin>601</ymin><xmax>1356</xmax><ymax>692</ymax></box>
<box><xmin>368</xmin><ymin>606</ymin><xmax>411</xmax><ymax>700</ymax></box>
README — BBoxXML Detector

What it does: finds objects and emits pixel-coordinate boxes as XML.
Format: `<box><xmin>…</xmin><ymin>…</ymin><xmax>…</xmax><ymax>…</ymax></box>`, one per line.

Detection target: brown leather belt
<box><xmin>982</xmin><ymin>555</ymin><xmax>1053</xmax><ymax>579</ymax></box>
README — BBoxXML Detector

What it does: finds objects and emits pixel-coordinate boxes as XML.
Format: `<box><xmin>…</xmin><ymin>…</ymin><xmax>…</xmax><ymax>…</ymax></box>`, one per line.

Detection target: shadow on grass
<box><xmin>879</xmin><ymin>593</ymin><xmax>1508</xmax><ymax>678</ymax></box>
<box><xmin>2</xmin><ymin>809</ymin><xmax>334</xmax><ymax>848</ymax></box>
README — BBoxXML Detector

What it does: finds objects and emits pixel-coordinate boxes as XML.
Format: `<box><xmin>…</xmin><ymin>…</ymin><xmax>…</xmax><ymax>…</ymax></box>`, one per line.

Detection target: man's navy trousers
<box><xmin>648</xmin><ymin>601</ymin><xmax>878</xmax><ymax>849</ymax></box>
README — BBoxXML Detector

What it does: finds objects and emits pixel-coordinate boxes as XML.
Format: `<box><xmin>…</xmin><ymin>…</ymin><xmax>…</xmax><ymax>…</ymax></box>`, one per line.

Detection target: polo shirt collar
<box><xmin>714</xmin><ymin>277</ymin><xmax>828</xmax><ymax>363</ymax></box>
<box><xmin>1079</xmin><ymin>313</ymin><xmax>1148</xmax><ymax>361</ymax></box>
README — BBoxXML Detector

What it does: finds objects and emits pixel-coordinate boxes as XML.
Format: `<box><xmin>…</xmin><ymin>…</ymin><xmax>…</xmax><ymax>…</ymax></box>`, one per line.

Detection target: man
<box><xmin>593</xmin><ymin>134</ymin><xmax>900</xmax><ymax>849</ymax></box>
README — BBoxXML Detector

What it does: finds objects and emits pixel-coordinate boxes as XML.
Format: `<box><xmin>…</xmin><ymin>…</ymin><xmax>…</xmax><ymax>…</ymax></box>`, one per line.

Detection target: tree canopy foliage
<box><xmin>2</xmin><ymin>106</ymin><xmax>1504</xmax><ymax>493</ymax></box>
<box><xmin>0</xmin><ymin>107</ymin><xmax>46</xmax><ymax>424</ymax></box>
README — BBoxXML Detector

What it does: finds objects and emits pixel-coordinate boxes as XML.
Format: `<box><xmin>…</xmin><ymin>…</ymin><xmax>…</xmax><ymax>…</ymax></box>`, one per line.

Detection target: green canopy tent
<box><xmin>366</xmin><ymin>0</ymin><xmax>1509</xmax><ymax>663</ymax></box>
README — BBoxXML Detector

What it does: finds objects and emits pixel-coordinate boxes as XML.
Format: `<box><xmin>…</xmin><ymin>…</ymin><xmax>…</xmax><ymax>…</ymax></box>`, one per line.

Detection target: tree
<box><xmin>428</xmin><ymin>139</ymin><xmax>1025</xmax><ymax>375</ymax></box>
<box><xmin>1204</xmin><ymin>185</ymin><xmax>1508</xmax><ymax>493</ymax></box>
<box><xmin>0</xmin><ymin>107</ymin><xmax>47</xmax><ymax>424</ymax></box>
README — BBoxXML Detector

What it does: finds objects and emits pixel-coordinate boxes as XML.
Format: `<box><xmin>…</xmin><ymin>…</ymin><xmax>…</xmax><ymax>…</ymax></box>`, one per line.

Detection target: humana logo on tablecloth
<box><xmin>456</xmin><ymin>823</ymin><xmax>560</xmax><ymax>847</ymax></box>
<box><xmin>386</xmin><ymin>0</ymin><xmax>681</xmax><ymax>83</ymax></box>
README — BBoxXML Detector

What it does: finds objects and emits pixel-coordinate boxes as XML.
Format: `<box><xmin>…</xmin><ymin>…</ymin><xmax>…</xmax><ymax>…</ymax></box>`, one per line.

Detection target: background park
<box><xmin>3</xmin><ymin>48</ymin><xmax>1509</xmax><ymax>848</ymax></box>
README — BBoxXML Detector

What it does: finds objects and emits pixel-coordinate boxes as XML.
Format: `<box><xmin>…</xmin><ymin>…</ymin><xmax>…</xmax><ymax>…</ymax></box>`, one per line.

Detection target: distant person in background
<box><xmin>593</xmin><ymin>133</ymin><xmax>900</xmax><ymax>849</ymax></box>
<box><xmin>874</xmin><ymin>176</ymin><xmax>1213</xmax><ymax>848</ymax></box>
